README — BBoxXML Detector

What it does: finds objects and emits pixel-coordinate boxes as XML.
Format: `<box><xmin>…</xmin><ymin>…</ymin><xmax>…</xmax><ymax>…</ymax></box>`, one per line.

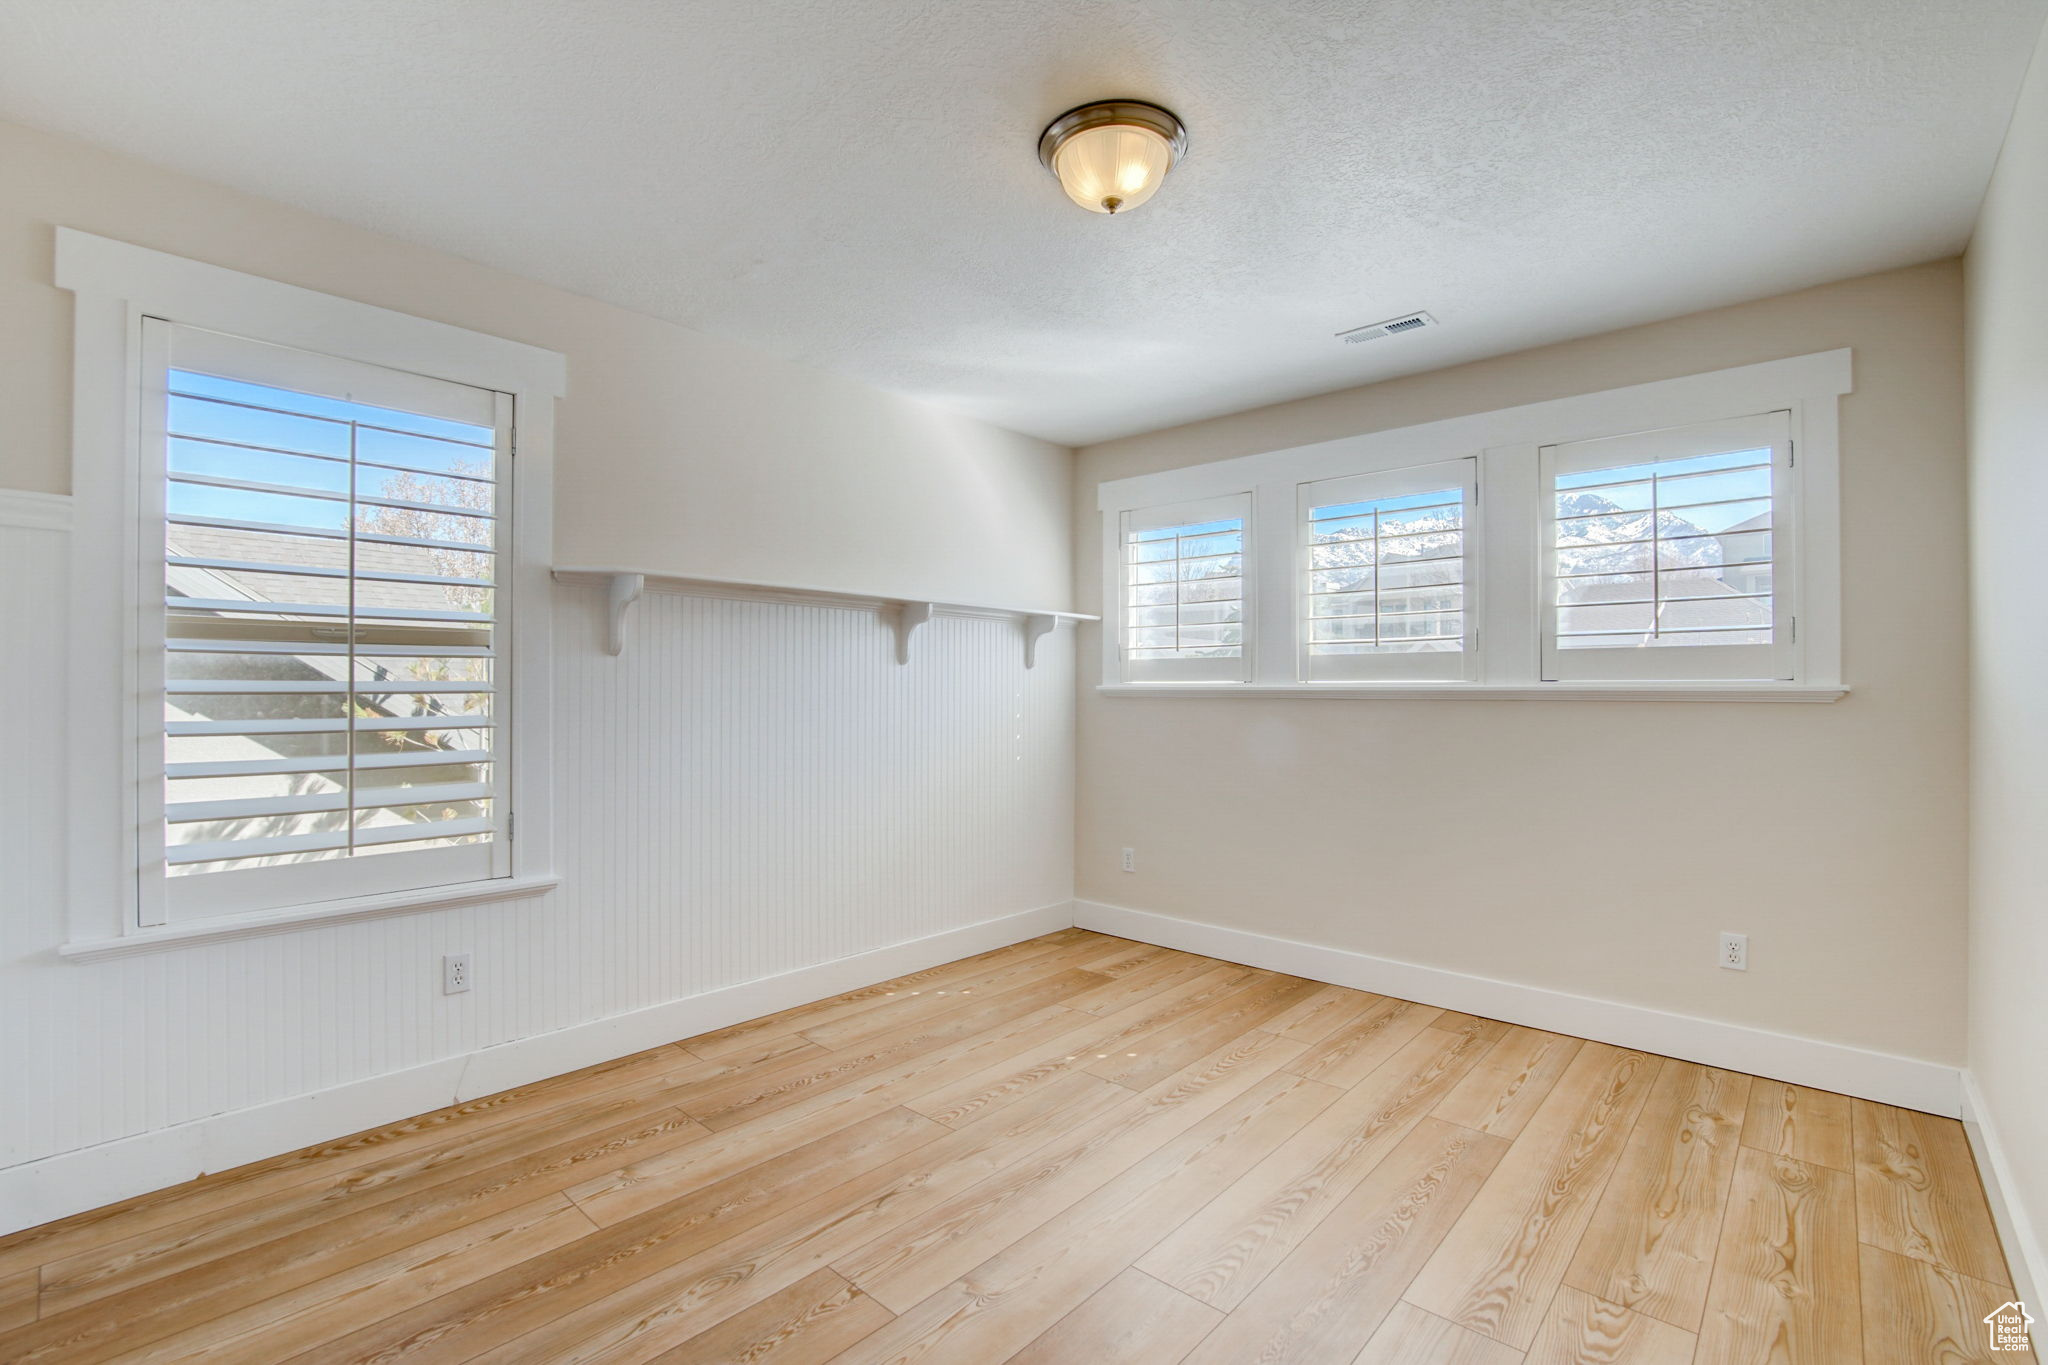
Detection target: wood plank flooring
<box><xmin>0</xmin><ymin>930</ymin><xmax>2025</xmax><ymax>1364</ymax></box>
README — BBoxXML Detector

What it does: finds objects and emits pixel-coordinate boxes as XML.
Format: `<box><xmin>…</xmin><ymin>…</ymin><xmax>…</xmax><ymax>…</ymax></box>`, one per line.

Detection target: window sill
<box><xmin>1097</xmin><ymin>682</ymin><xmax>1849</xmax><ymax>703</ymax></box>
<box><xmin>59</xmin><ymin>875</ymin><xmax>560</xmax><ymax>962</ymax></box>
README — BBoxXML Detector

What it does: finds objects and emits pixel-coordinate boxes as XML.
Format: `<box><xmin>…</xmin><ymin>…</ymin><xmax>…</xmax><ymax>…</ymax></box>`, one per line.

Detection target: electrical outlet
<box><xmin>1718</xmin><ymin>933</ymin><xmax>1748</xmax><ymax>972</ymax></box>
<box><xmin>443</xmin><ymin>952</ymin><xmax>473</xmax><ymax>994</ymax></box>
<box><xmin>1120</xmin><ymin>847</ymin><xmax>1136</xmax><ymax>873</ymax></box>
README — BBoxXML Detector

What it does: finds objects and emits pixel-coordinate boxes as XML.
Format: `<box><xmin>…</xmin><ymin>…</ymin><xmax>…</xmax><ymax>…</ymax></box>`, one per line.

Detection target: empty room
<box><xmin>2</xmin><ymin>2</ymin><xmax>2045</xmax><ymax>1361</ymax></box>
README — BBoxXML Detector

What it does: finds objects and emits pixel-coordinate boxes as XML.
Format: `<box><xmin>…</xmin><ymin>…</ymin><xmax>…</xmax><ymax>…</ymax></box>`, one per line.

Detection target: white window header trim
<box><xmin>1097</xmin><ymin>348</ymin><xmax>1850</xmax><ymax>511</ymax></box>
<box><xmin>56</xmin><ymin>228</ymin><xmax>567</xmax><ymax>398</ymax></box>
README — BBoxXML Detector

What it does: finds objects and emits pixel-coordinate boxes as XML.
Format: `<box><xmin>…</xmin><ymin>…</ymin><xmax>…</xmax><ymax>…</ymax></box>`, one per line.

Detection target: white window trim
<box><xmin>57</xmin><ymin>228</ymin><xmax>566</xmax><ymax>951</ymax></box>
<box><xmin>1096</xmin><ymin>348</ymin><xmax>1850</xmax><ymax>701</ymax></box>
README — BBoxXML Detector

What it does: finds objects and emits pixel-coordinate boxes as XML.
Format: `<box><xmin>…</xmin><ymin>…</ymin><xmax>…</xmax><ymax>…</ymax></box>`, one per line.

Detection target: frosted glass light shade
<box><xmin>1038</xmin><ymin>101</ymin><xmax>1187</xmax><ymax>216</ymax></box>
<box><xmin>1054</xmin><ymin>124</ymin><xmax>1174</xmax><ymax>214</ymax></box>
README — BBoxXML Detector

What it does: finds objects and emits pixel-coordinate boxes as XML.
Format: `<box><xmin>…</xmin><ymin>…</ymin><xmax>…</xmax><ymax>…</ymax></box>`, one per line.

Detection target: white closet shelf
<box><xmin>551</xmin><ymin>566</ymin><xmax>1094</xmax><ymax>665</ymax></box>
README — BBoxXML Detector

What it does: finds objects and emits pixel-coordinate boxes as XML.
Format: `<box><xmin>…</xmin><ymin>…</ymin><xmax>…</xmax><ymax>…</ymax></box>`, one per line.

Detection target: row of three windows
<box><xmin>1116</xmin><ymin>409</ymin><xmax>1792</xmax><ymax>686</ymax></box>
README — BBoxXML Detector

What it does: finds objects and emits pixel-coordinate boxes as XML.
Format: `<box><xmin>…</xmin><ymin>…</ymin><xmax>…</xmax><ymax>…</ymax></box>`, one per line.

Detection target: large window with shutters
<box><xmin>59</xmin><ymin>229</ymin><xmax>562</xmax><ymax>938</ymax></box>
<box><xmin>149</xmin><ymin>323</ymin><xmax>513</xmax><ymax>918</ymax></box>
<box><xmin>1095</xmin><ymin>349</ymin><xmax>1846</xmax><ymax>698</ymax></box>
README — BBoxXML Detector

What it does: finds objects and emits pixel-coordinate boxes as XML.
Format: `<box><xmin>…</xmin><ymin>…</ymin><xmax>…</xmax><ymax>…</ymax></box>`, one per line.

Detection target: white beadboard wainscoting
<box><xmin>0</xmin><ymin>496</ymin><xmax>1076</xmax><ymax>1233</ymax></box>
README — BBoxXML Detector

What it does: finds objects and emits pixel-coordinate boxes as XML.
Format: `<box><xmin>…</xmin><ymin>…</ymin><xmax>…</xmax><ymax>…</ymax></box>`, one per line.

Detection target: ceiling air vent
<box><xmin>1336</xmin><ymin>312</ymin><xmax>1437</xmax><ymax>344</ymax></box>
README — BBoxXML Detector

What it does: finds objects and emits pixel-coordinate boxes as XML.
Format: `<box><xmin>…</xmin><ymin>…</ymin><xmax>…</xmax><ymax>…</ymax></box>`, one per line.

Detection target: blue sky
<box><xmin>165</xmin><ymin>370</ymin><xmax>495</xmax><ymax>532</ymax></box>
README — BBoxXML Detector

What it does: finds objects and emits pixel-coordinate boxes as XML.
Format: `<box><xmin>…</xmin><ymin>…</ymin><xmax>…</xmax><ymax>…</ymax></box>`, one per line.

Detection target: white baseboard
<box><xmin>0</xmin><ymin>900</ymin><xmax>1075</xmax><ymax>1237</ymax></box>
<box><xmin>1962</xmin><ymin>1071</ymin><xmax>2045</xmax><ymax>1309</ymax></box>
<box><xmin>1077</xmin><ymin>900</ymin><xmax>1961</xmax><ymax>1118</ymax></box>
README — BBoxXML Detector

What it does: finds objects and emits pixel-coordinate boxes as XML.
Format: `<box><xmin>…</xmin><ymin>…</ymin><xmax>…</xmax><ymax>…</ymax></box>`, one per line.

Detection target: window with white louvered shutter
<box><xmin>148</xmin><ymin>321</ymin><xmax>513</xmax><ymax>918</ymax></box>
<box><xmin>1541</xmin><ymin>410</ymin><xmax>1794</xmax><ymax>682</ymax></box>
<box><xmin>1118</xmin><ymin>494</ymin><xmax>1251</xmax><ymax>683</ymax></box>
<box><xmin>1298</xmin><ymin>458</ymin><xmax>1477</xmax><ymax>682</ymax></box>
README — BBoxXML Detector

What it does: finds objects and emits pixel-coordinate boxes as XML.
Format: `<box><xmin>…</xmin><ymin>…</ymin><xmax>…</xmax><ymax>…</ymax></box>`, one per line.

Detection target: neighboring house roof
<box><xmin>166</xmin><ymin>525</ymin><xmax>484</xmax><ymax>614</ymax></box>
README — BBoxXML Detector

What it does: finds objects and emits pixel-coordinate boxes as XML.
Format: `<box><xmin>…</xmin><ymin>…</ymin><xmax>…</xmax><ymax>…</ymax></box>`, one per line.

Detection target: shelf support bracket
<box><xmin>604</xmin><ymin>572</ymin><xmax>644</xmax><ymax>657</ymax></box>
<box><xmin>892</xmin><ymin>600</ymin><xmax>934</xmax><ymax>665</ymax></box>
<box><xmin>1022</xmin><ymin>613</ymin><xmax>1057</xmax><ymax>669</ymax></box>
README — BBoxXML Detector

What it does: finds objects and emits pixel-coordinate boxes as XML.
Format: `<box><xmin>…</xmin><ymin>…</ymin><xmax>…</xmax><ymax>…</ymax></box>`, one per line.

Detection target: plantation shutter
<box><xmin>1540</xmin><ymin>410</ymin><xmax>1793</xmax><ymax>682</ymax></box>
<box><xmin>149</xmin><ymin>321</ymin><xmax>513</xmax><ymax>919</ymax></box>
<box><xmin>1298</xmin><ymin>458</ymin><xmax>1476</xmax><ymax>682</ymax></box>
<box><xmin>1119</xmin><ymin>493</ymin><xmax>1251</xmax><ymax>683</ymax></box>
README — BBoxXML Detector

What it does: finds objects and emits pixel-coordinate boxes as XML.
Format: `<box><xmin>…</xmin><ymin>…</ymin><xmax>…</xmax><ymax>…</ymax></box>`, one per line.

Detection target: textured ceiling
<box><xmin>2</xmin><ymin>0</ymin><xmax>2041</xmax><ymax>445</ymax></box>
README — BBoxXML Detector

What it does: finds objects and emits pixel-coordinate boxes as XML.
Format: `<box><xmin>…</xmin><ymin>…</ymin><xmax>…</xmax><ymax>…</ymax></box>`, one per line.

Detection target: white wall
<box><xmin>1965</xmin><ymin>26</ymin><xmax>2048</xmax><ymax>1306</ymax></box>
<box><xmin>0</xmin><ymin>118</ymin><xmax>1076</xmax><ymax>1232</ymax></box>
<box><xmin>0</xmin><ymin>505</ymin><xmax>1075</xmax><ymax>1229</ymax></box>
<box><xmin>0</xmin><ymin>515</ymin><xmax>1081</xmax><ymax>1178</ymax></box>
<box><xmin>1074</xmin><ymin>260</ymin><xmax>1969</xmax><ymax>1071</ymax></box>
<box><xmin>0</xmin><ymin>119</ymin><xmax>1073</xmax><ymax>607</ymax></box>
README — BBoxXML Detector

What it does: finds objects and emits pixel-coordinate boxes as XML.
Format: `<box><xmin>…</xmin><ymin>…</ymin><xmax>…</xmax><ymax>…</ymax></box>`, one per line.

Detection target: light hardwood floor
<box><xmin>0</xmin><ymin>929</ymin><xmax>2026</xmax><ymax>1364</ymax></box>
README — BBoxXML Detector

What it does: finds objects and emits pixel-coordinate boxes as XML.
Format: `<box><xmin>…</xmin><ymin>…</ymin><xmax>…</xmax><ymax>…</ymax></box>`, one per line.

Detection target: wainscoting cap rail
<box><xmin>551</xmin><ymin>566</ymin><xmax>1094</xmax><ymax>664</ymax></box>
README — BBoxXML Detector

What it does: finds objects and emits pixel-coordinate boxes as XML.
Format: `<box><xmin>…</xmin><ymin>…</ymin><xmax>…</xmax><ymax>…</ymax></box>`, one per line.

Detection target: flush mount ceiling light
<box><xmin>1038</xmin><ymin>100</ymin><xmax>1188</xmax><ymax>215</ymax></box>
